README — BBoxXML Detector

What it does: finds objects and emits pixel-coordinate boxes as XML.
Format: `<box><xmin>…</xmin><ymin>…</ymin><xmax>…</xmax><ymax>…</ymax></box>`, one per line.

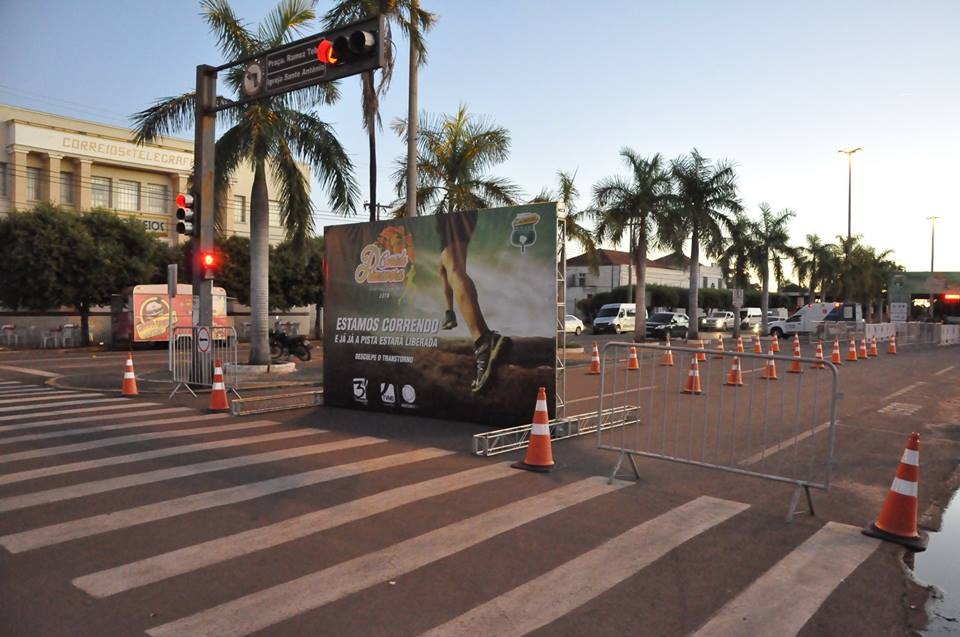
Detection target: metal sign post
<box><xmin>167</xmin><ymin>264</ymin><xmax>177</xmax><ymax>371</ymax></box>
<box><xmin>732</xmin><ymin>288</ymin><xmax>744</xmax><ymax>337</ymax></box>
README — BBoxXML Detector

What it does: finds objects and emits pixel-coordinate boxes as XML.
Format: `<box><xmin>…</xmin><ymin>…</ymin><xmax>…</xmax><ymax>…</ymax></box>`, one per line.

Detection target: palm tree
<box><xmin>323</xmin><ymin>0</ymin><xmax>436</xmax><ymax>221</ymax></box>
<box><xmin>132</xmin><ymin>0</ymin><xmax>359</xmax><ymax>365</ymax></box>
<box><xmin>746</xmin><ymin>203</ymin><xmax>796</xmax><ymax>335</ymax></box>
<box><xmin>592</xmin><ymin>150</ymin><xmax>673</xmax><ymax>341</ymax></box>
<box><xmin>390</xmin><ymin>105</ymin><xmax>521</xmax><ymax>214</ymax></box>
<box><xmin>792</xmin><ymin>233</ymin><xmax>832</xmax><ymax>304</ymax></box>
<box><xmin>531</xmin><ymin>170</ymin><xmax>598</xmax><ymax>275</ymax></box>
<box><xmin>717</xmin><ymin>211</ymin><xmax>755</xmax><ymax>337</ymax></box>
<box><xmin>668</xmin><ymin>149</ymin><xmax>742</xmax><ymax>339</ymax></box>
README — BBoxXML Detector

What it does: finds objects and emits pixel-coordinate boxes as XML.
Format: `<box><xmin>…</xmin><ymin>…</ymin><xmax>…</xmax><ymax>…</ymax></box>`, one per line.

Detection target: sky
<box><xmin>1</xmin><ymin>0</ymin><xmax>957</xmax><ymax>275</ymax></box>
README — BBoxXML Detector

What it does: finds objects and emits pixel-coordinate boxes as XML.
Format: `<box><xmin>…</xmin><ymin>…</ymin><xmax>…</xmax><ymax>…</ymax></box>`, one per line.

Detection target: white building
<box><xmin>566</xmin><ymin>249</ymin><xmax>726</xmax><ymax>315</ymax></box>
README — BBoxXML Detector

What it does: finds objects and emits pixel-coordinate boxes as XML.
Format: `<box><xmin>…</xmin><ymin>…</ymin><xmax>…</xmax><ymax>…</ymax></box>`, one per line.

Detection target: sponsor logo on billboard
<box><xmin>354</xmin><ymin>225</ymin><xmax>415</xmax><ymax>285</ymax></box>
<box><xmin>401</xmin><ymin>384</ymin><xmax>417</xmax><ymax>408</ymax></box>
<box><xmin>380</xmin><ymin>382</ymin><xmax>396</xmax><ymax>405</ymax></box>
<box><xmin>510</xmin><ymin>212</ymin><xmax>540</xmax><ymax>253</ymax></box>
<box><xmin>352</xmin><ymin>378</ymin><xmax>368</xmax><ymax>403</ymax></box>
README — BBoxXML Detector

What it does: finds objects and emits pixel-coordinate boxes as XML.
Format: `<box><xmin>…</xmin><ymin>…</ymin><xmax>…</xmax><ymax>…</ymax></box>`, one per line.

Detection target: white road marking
<box><xmin>0</xmin><ymin>403</ymin><xmax>163</xmax><ymax>434</ymax></box>
<box><xmin>0</xmin><ymin>397</ymin><xmax>116</xmax><ymax>414</ymax></box>
<box><xmin>0</xmin><ymin>409</ymin><xmax>205</xmax><ymax>444</ymax></box>
<box><xmin>0</xmin><ymin>436</ymin><xmax>384</xmax><ymax>513</ymax></box>
<box><xmin>0</xmin><ymin>387</ymin><xmax>59</xmax><ymax>396</ymax></box>
<box><xmin>0</xmin><ymin>414</ymin><xmax>249</xmax><ymax>465</ymax></box>
<box><xmin>565</xmin><ymin>388</ymin><xmax>654</xmax><ymax>406</ymax></box>
<box><xmin>0</xmin><ymin>365</ymin><xmax>59</xmax><ymax>378</ymax></box>
<box><xmin>0</xmin><ymin>399</ymin><xmax>131</xmax><ymax>423</ymax></box>
<box><xmin>739</xmin><ymin>421</ymin><xmax>833</xmax><ymax>466</ymax></box>
<box><xmin>882</xmin><ymin>381</ymin><xmax>925</xmax><ymax>402</ymax></box>
<box><xmin>75</xmin><ymin>462</ymin><xmax>519</xmax><ymax>597</ymax></box>
<box><xmin>877</xmin><ymin>402</ymin><xmax>921</xmax><ymax>416</ymax></box>
<box><xmin>0</xmin><ymin>381</ymin><xmax>24</xmax><ymax>386</ymax></box>
<box><xmin>692</xmin><ymin>522</ymin><xmax>879</xmax><ymax>637</ymax></box>
<box><xmin>934</xmin><ymin>365</ymin><xmax>955</xmax><ymax>376</ymax></box>
<box><xmin>422</xmin><ymin>496</ymin><xmax>749</xmax><ymax>637</ymax></box>
<box><xmin>0</xmin><ymin>391</ymin><xmax>86</xmax><ymax>405</ymax></box>
<box><xmin>1</xmin><ymin>447</ymin><xmax>453</xmax><ymax>553</ymax></box>
<box><xmin>0</xmin><ymin>428</ymin><xmax>322</xmax><ymax>486</ymax></box>
<box><xmin>145</xmin><ymin>477</ymin><xmax>628</xmax><ymax>637</ymax></box>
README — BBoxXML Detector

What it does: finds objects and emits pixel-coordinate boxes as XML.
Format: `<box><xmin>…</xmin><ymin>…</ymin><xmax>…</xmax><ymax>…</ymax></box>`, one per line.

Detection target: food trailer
<box><xmin>110</xmin><ymin>284</ymin><xmax>230</xmax><ymax>345</ymax></box>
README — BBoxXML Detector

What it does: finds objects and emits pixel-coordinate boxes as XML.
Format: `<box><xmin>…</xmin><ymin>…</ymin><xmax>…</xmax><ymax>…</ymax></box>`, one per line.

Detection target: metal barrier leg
<box><xmin>608</xmin><ymin>450</ymin><xmax>641</xmax><ymax>484</ymax></box>
<box><xmin>786</xmin><ymin>484</ymin><xmax>815</xmax><ymax>523</ymax></box>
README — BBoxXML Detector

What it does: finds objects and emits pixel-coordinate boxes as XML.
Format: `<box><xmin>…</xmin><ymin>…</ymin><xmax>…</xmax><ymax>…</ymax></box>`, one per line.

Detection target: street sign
<box><xmin>197</xmin><ymin>326</ymin><xmax>211</xmax><ymax>354</ymax></box>
<box><xmin>167</xmin><ymin>264</ymin><xmax>178</xmax><ymax>298</ymax></box>
<box><xmin>732</xmin><ymin>288</ymin><xmax>744</xmax><ymax>308</ymax></box>
<box><xmin>240</xmin><ymin>15</ymin><xmax>385</xmax><ymax>101</ymax></box>
<box><xmin>890</xmin><ymin>302</ymin><xmax>908</xmax><ymax>323</ymax></box>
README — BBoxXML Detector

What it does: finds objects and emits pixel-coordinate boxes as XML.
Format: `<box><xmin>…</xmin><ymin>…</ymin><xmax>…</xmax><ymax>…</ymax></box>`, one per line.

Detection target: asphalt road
<box><xmin>0</xmin><ymin>340</ymin><xmax>957</xmax><ymax>636</ymax></box>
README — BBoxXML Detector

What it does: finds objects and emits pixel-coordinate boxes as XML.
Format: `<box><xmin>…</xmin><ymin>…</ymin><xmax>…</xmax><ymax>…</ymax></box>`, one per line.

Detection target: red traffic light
<box><xmin>317</xmin><ymin>39</ymin><xmax>337</xmax><ymax>64</ymax></box>
<box><xmin>201</xmin><ymin>252</ymin><xmax>216</xmax><ymax>268</ymax></box>
<box><xmin>176</xmin><ymin>192</ymin><xmax>193</xmax><ymax>208</ymax></box>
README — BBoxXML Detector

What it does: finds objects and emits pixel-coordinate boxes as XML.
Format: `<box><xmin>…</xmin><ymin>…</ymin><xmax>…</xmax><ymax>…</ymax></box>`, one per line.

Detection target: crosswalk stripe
<box><xmin>0</xmin><ymin>365</ymin><xmax>59</xmax><ymax>378</ymax></box>
<box><xmin>0</xmin><ymin>408</ymin><xmax>202</xmax><ymax>444</ymax></box>
<box><xmin>691</xmin><ymin>522</ymin><xmax>879</xmax><ymax>637</ymax></box>
<box><xmin>146</xmin><ymin>476</ymin><xmax>629</xmax><ymax>637</ymax></box>
<box><xmin>1</xmin><ymin>447</ymin><xmax>453</xmax><ymax>553</ymax></box>
<box><xmin>0</xmin><ymin>381</ymin><xmax>24</xmax><ymax>386</ymax></box>
<box><xmin>0</xmin><ymin>414</ymin><xmax>252</xmax><ymax>465</ymax></box>
<box><xmin>0</xmin><ymin>436</ymin><xmax>384</xmax><ymax>513</ymax></box>
<box><xmin>0</xmin><ymin>399</ymin><xmax>131</xmax><ymax>423</ymax></box>
<box><xmin>0</xmin><ymin>397</ymin><xmax>115</xmax><ymax>414</ymax></box>
<box><xmin>75</xmin><ymin>462</ymin><xmax>519</xmax><ymax>597</ymax></box>
<box><xmin>0</xmin><ymin>403</ymin><xmax>164</xmax><ymax>434</ymax></box>
<box><xmin>0</xmin><ymin>388</ymin><xmax>59</xmax><ymax>396</ymax></box>
<box><xmin>422</xmin><ymin>495</ymin><xmax>749</xmax><ymax>637</ymax></box>
<box><xmin>0</xmin><ymin>391</ymin><xmax>87</xmax><ymax>405</ymax></box>
<box><xmin>0</xmin><ymin>429</ymin><xmax>324</xmax><ymax>487</ymax></box>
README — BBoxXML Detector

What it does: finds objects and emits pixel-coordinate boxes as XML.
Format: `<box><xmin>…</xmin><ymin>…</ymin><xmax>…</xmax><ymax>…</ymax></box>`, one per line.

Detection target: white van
<box><xmin>739</xmin><ymin>307</ymin><xmax>763</xmax><ymax>332</ymax></box>
<box><xmin>592</xmin><ymin>303</ymin><xmax>644</xmax><ymax>334</ymax></box>
<box><xmin>768</xmin><ymin>303</ymin><xmax>835</xmax><ymax>337</ymax></box>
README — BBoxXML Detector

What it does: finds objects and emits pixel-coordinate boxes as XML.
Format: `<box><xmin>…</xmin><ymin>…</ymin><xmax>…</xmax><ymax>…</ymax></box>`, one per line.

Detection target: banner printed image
<box><xmin>324</xmin><ymin>203</ymin><xmax>558</xmax><ymax>426</ymax></box>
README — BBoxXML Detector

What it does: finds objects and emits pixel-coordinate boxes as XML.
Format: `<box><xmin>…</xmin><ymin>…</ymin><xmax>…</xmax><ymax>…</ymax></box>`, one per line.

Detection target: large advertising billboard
<box><xmin>323</xmin><ymin>203</ymin><xmax>558</xmax><ymax>426</ymax></box>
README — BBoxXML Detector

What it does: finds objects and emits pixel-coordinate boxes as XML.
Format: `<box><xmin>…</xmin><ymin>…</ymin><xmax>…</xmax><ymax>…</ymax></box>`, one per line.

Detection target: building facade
<box><xmin>566</xmin><ymin>249</ymin><xmax>726</xmax><ymax>315</ymax></box>
<box><xmin>0</xmin><ymin>103</ymin><xmax>303</xmax><ymax>245</ymax></box>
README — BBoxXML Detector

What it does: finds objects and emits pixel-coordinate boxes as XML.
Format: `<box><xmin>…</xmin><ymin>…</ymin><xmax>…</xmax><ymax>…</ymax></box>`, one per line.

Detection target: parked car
<box><xmin>739</xmin><ymin>307</ymin><xmax>763</xmax><ymax>333</ymax></box>
<box><xmin>700</xmin><ymin>310</ymin><xmax>736</xmax><ymax>331</ymax></box>
<box><xmin>564</xmin><ymin>314</ymin><xmax>584</xmax><ymax>335</ymax></box>
<box><xmin>592</xmin><ymin>303</ymin><xmax>643</xmax><ymax>334</ymax></box>
<box><xmin>646</xmin><ymin>311</ymin><xmax>690</xmax><ymax>340</ymax></box>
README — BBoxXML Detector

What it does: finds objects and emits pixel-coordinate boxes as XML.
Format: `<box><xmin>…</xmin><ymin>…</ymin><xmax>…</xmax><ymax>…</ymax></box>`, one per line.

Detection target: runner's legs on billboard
<box><xmin>437</xmin><ymin>212</ymin><xmax>509</xmax><ymax>392</ymax></box>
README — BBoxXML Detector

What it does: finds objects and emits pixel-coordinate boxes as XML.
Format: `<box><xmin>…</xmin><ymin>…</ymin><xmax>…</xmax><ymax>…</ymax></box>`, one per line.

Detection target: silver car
<box><xmin>564</xmin><ymin>314</ymin><xmax>584</xmax><ymax>335</ymax></box>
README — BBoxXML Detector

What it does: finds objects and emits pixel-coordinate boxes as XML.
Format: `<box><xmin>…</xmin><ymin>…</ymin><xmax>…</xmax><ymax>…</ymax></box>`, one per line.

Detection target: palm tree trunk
<box><xmin>405</xmin><ymin>0</ymin><xmax>419</xmax><ymax>218</ymax></box>
<box><xmin>248</xmin><ymin>162</ymin><xmax>270</xmax><ymax>365</ymax></box>
<box><xmin>367</xmin><ymin>124</ymin><xmax>377</xmax><ymax>222</ymax></box>
<box><xmin>687</xmin><ymin>222</ymin><xmax>700</xmax><ymax>339</ymax></box>
<box><xmin>760</xmin><ymin>265</ymin><xmax>770</xmax><ymax>335</ymax></box>
<box><xmin>634</xmin><ymin>228</ymin><xmax>647</xmax><ymax>343</ymax></box>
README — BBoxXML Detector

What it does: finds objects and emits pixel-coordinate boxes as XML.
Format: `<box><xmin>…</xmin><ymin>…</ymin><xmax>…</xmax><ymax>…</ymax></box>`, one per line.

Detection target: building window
<box><xmin>268</xmin><ymin>200</ymin><xmax>281</xmax><ymax>227</ymax></box>
<box><xmin>27</xmin><ymin>167</ymin><xmax>42</xmax><ymax>201</ymax></box>
<box><xmin>703</xmin><ymin>276</ymin><xmax>709</xmax><ymax>289</ymax></box>
<box><xmin>577</xmin><ymin>273</ymin><xmax>586</xmax><ymax>287</ymax></box>
<box><xmin>0</xmin><ymin>163</ymin><xmax>6</xmax><ymax>197</ymax></box>
<box><xmin>144</xmin><ymin>183</ymin><xmax>169</xmax><ymax>213</ymax></box>
<box><xmin>91</xmin><ymin>176</ymin><xmax>112</xmax><ymax>208</ymax></box>
<box><xmin>60</xmin><ymin>172</ymin><xmax>74</xmax><ymax>205</ymax></box>
<box><xmin>234</xmin><ymin>195</ymin><xmax>246</xmax><ymax>224</ymax></box>
<box><xmin>116</xmin><ymin>180</ymin><xmax>141</xmax><ymax>211</ymax></box>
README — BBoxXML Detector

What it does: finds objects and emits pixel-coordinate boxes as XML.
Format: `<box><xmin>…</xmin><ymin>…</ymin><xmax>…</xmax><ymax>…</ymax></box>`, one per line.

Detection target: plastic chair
<box><xmin>1</xmin><ymin>324</ymin><xmax>23</xmax><ymax>346</ymax></box>
<box><xmin>61</xmin><ymin>324</ymin><xmax>78</xmax><ymax>347</ymax></box>
<box><xmin>41</xmin><ymin>326</ymin><xmax>61</xmax><ymax>349</ymax></box>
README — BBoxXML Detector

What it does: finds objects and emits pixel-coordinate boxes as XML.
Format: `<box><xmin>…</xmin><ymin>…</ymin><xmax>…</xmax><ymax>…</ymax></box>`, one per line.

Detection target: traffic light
<box><xmin>316</xmin><ymin>25</ymin><xmax>379</xmax><ymax>68</ymax></box>
<box><xmin>175</xmin><ymin>192</ymin><xmax>198</xmax><ymax>237</ymax></box>
<box><xmin>199</xmin><ymin>250</ymin><xmax>218</xmax><ymax>280</ymax></box>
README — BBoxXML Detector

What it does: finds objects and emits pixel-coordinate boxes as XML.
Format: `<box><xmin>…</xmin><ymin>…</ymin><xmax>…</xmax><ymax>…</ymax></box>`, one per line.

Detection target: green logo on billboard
<box><xmin>510</xmin><ymin>212</ymin><xmax>541</xmax><ymax>253</ymax></box>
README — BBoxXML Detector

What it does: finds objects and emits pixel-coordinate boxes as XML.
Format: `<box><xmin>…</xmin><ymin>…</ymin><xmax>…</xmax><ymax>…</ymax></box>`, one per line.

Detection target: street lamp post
<box><xmin>838</xmin><ymin>147</ymin><xmax>862</xmax><ymax>254</ymax></box>
<box><xmin>926</xmin><ymin>215</ymin><xmax>940</xmax><ymax>318</ymax></box>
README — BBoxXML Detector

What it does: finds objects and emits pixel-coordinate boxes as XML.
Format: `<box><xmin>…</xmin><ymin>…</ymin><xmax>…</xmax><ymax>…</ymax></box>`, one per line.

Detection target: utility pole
<box><xmin>927</xmin><ymin>215</ymin><xmax>940</xmax><ymax>319</ymax></box>
<box><xmin>405</xmin><ymin>0</ymin><xmax>419</xmax><ymax>218</ymax></box>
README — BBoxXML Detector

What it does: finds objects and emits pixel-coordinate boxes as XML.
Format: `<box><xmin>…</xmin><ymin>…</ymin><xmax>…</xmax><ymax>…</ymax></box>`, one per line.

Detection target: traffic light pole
<box><xmin>191</xmin><ymin>65</ymin><xmax>216</xmax><ymax>383</ymax></box>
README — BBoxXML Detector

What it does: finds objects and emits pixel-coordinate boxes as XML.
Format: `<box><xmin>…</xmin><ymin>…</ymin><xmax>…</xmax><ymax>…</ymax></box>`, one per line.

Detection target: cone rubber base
<box><xmin>861</xmin><ymin>523</ymin><xmax>928</xmax><ymax>552</ymax></box>
<box><xmin>512</xmin><ymin>460</ymin><xmax>555</xmax><ymax>473</ymax></box>
<box><xmin>586</xmin><ymin>371</ymin><xmax>600</xmax><ymax>375</ymax></box>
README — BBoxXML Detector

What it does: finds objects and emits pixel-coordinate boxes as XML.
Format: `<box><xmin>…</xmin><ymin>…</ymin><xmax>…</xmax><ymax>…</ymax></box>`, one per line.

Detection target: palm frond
<box><xmin>201</xmin><ymin>0</ymin><xmax>258</xmax><ymax>61</ymax></box>
<box><xmin>260</xmin><ymin>0</ymin><xmax>317</xmax><ymax>47</ymax></box>
<box><xmin>271</xmin><ymin>136</ymin><xmax>314</xmax><ymax>247</ymax></box>
<box><xmin>281</xmin><ymin>109</ymin><xmax>359</xmax><ymax>215</ymax></box>
<box><xmin>130</xmin><ymin>92</ymin><xmax>197</xmax><ymax>144</ymax></box>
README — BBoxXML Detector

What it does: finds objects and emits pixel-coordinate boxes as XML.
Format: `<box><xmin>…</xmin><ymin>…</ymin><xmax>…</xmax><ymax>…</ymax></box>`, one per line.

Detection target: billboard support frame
<box><xmin>555</xmin><ymin>205</ymin><xmax>567</xmax><ymax>419</ymax></box>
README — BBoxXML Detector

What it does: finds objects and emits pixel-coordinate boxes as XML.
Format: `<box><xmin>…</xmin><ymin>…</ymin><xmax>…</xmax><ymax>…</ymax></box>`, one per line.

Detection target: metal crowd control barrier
<box><xmin>597</xmin><ymin>341</ymin><xmax>840</xmax><ymax>521</ymax></box>
<box><xmin>230</xmin><ymin>390</ymin><xmax>324</xmax><ymax>416</ymax></box>
<box><xmin>472</xmin><ymin>406</ymin><xmax>635</xmax><ymax>457</ymax></box>
<box><xmin>170</xmin><ymin>326</ymin><xmax>240</xmax><ymax>398</ymax></box>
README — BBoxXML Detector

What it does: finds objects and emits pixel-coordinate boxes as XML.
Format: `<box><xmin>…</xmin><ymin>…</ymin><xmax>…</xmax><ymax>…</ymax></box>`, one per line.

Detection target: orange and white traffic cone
<box><xmin>859</xmin><ymin>336</ymin><xmax>868</xmax><ymax>359</ymax></box>
<box><xmin>121</xmin><ymin>353</ymin><xmax>138</xmax><ymax>397</ymax></box>
<box><xmin>696</xmin><ymin>338</ymin><xmax>707</xmax><ymax>362</ymax></box>
<box><xmin>761</xmin><ymin>350</ymin><xmax>779</xmax><ymax>380</ymax></box>
<box><xmin>736</xmin><ymin>336</ymin><xmax>744</xmax><ymax>353</ymax></box>
<box><xmin>682</xmin><ymin>356</ymin><xmax>702</xmax><ymax>394</ymax></box>
<box><xmin>771</xmin><ymin>334</ymin><xmax>781</xmax><ymax>353</ymax></box>
<box><xmin>513</xmin><ymin>386</ymin><xmax>555</xmax><ymax>472</ymax></box>
<box><xmin>811</xmin><ymin>340</ymin><xmax>826</xmax><ymax>369</ymax></box>
<box><xmin>862</xmin><ymin>432</ymin><xmax>928</xmax><ymax>551</ymax></box>
<box><xmin>586</xmin><ymin>342</ymin><xmax>601</xmax><ymax>375</ymax></box>
<box><xmin>793</xmin><ymin>334</ymin><xmax>801</xmax><ymax>350</ymax></box>
<box><xmin>847</xmin><ymin>338</ymin><xmax>858</xmax><ymax>362</ymax></box>
<box><xmin>868</xmin><ymin>335</ymin><xmax>879</xmax><ymax>357</ymax></box>
<box><xmin>626</xmin><ymin>346</ymin><xmax>640</xmax><ymax>371</ymax></box>
<box><xmin>753</xmin><ymin>337</ymin><xmax>763</xmax><ymax>354</ymax></box>
<box><xmin>208</xmin><ymin>359</ymin><xmax>230</xmax><ymax>412</ymax></box>
<box><xmin>660</xmin><ymin>335</ymin><xmax>675</xmax><ymax>367</ymax></box>
<box><xmin>788</xmin><ymin>339</ymin><xmax>803</xmax><ymax>374</ymax></box>
<box><xmin>725</xmin><ymin>356</ymin><xmax>744</xmax><ymax>386</ymax></box>
<box><xmin>714</xmin><ymin>334</ymin><xmax>725</xmax><ymax>359</ymax></box>
<box><xmin>888</xmin><ymin>333</ymin><xmax>898</xmax><ymax>355</ymax></box>
<box><xmin>831</xmin><ymin>337</ymin><xmax>843</xmax><ymax>365</ymax></box>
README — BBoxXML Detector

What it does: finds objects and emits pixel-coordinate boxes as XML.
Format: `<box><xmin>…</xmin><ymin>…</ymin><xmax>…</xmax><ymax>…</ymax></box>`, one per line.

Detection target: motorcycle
<box><xmin>269</xmin><ymin>319</ymin><xmax>312</xmax><ymax>362</ymax></box>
